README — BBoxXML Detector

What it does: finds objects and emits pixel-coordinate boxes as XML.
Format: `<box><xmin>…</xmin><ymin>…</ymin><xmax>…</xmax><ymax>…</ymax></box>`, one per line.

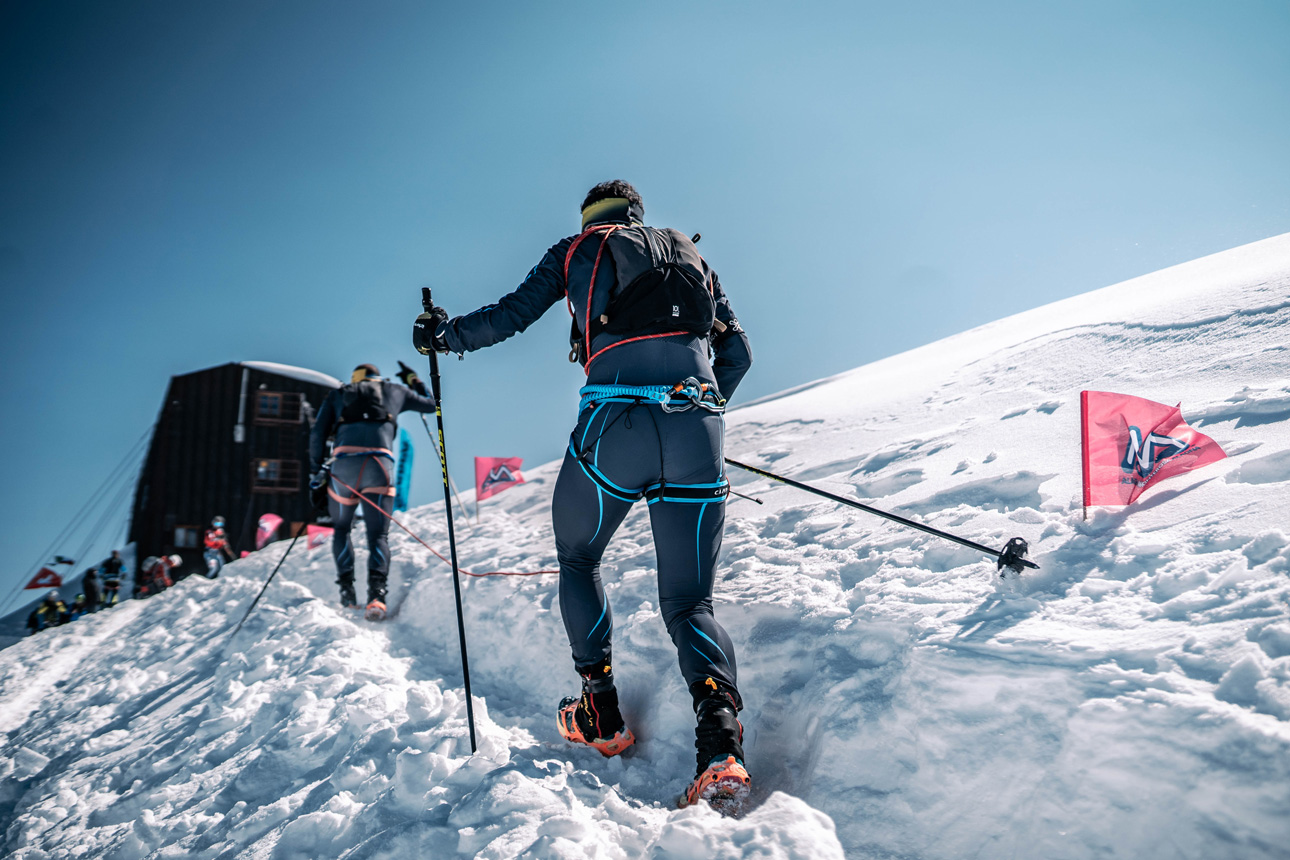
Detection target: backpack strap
<box><xmin>584</xmin><ymin>329</ymin><xmax>690</xmax><ymax>370</ymax></box>
<box><xmin>337</xmin><ymin>380</ymin><xmax>395</xmax><ymax>424</ymax></box>
<box><xmin>563</xmin><ymin>223</ymin><xmax>624</xmax><ymax>328</ymax></box>
<box><xmin>563</xmin><ymin>223</ymin><xmax>622</xmax><ymax>283</ymax></box>
<box><xmin>562</xmin><ymin>224</ymin><xmax>706</xmax><ymax>373</ymax></box>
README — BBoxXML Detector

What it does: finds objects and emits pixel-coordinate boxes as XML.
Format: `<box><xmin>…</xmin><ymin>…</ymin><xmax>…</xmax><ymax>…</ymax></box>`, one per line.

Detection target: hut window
<box><xmin>252</xmin><ymin>458</ymin><xmax>301</xmax><ymax>493</ymax></box>
<box><xmin>255</xmin><ymin>392</ymin><xmax>304</xmax><ymax>425</ymax></box>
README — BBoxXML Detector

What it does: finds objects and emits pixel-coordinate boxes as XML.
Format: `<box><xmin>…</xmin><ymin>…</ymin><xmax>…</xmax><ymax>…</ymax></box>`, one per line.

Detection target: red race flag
<box><xmin>1081</xmin><ymin>390</ymin><xmax>1227</xmax><ymax>507</ymax></box>
<box><xmin>307</xmin><ymin>524</ymin><xmax>334</xmax><ymax>550</ymax></box>
<box><xmin>26</xmin><ymin>567</ymin><xmax>63</xmax><ymax>589</ymax></box>
<box><xmin>256</xmin><ymin>513</ymin><xmax>283</xmax><ymax>549</ymax></box>
<box><xmin>475</xmin><ymin>457</ymin><xmax>525</xmax><ymax>501</ymax></box>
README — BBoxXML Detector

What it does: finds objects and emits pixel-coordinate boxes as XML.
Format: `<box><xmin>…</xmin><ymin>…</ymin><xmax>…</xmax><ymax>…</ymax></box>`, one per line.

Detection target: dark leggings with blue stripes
<box><xmin>552</xmin><ymin>400</ymin><xmax>738</xmax><ymax>694</ymax></box>
<box><xmin>329</xmin><ymin>453</ymin><xmax>395</xmax><ymax>602</ymax></box>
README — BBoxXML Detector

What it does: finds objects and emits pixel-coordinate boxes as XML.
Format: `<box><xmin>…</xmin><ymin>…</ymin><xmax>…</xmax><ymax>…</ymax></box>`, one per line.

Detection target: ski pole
<box><xmin>723</xmin><ymin>457</ymin><xmax>1038</xmax><ymax>574</ymax></box>
<box><xmin>401</xmin><ymin>360</ymin><xmax>473</xmax><ymax>519</ymax></box>
<box><xmin>419</xmin><ymin>413</ymin><xmax>472</xmax><ymax>519</ymax></box>
<box><xmin>230</xmin><ymin>520</ymin><xmax>308</xmax><ymax>637</ymax></box>
<box><xmin>421</xmin><ymin>286</ymin><xmax>478</xmax><ymax>754</ymax></box>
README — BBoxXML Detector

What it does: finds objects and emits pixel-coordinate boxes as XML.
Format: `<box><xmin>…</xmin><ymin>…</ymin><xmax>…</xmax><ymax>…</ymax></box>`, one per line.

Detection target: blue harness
<box><xmin>573</xmin><ymin>377</ymin><xmax>729</xmax><ymax>504</ymax></box>
<box><xmin>578</xmin><ymin>377</ymin><xmax>726</xmax><ymax>413</ymax></box>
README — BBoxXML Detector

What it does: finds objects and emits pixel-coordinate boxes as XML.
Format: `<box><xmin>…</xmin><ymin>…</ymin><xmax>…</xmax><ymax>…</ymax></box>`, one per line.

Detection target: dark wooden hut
<box><xmin>129</xmin><ymin>361</ymin><xmax>340</xmax><ymax>572</ymax></box>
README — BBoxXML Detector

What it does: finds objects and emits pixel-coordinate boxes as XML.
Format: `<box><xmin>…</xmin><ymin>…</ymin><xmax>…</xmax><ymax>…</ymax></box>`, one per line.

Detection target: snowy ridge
<box><xmin>3</xmin><ymin>235</ymin><xmax>1290</xmax><ymax>858</ymax></box>
<box><xmin>240</xmin><ymin>361</ymin><xmax>342</xmax><ymax>389</ymax></box>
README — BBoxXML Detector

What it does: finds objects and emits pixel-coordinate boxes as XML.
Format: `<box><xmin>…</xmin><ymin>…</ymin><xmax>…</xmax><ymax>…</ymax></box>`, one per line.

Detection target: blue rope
<box><xmin>579</xmin><ymin>379</ymin><xmax>725</xmax><ymax>413</ymax></box>
<box><xmin>578</xmin><ymin>384</ymin><xmax>675</xmax><ymax>412</ymax></box>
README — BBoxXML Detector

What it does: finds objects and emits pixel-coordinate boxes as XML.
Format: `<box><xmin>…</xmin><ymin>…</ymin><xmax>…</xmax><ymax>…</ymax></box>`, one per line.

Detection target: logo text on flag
<box><xmin>1081</xmin><ymin>390</ymin><xmax>1226</xmax><ymax>507</ymax></box>
<box><xmin>1121</xmin><ymin>427</ymin><xmax>1190</xmax><ymax>482</ymax></box>
<box><xmin>475</xmin><ymin>456</ymin><xmax>525</xmax><ymax>502</ymax></box>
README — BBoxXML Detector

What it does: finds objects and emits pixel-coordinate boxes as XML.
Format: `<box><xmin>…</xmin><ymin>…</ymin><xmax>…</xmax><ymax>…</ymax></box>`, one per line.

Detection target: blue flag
<box><xmin>393</xmin><ymin>428</ymin><xmax>414</xmax><ymax>511</ymax></box>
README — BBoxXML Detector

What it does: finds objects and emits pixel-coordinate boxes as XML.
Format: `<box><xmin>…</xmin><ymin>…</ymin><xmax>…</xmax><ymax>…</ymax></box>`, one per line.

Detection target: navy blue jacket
<box><xmin>309</xmin><ymin>380</ymin><xmax>436</xmax><ymax>471</ymax></box>
<box><xmin>439</xmin><ymin>219</ymin><xmax>753</xmax><ymax>399</ymax></box>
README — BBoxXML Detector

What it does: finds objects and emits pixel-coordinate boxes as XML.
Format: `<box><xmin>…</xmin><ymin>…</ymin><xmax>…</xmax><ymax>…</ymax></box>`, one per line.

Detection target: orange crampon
<box><xmin>681</xmin><ymin>755</ymin><xmax>751</xmax><ymax>815</ymax></box>
<box><xmin>556</xmin><ymin>696</ymin><xmax>636</xmax><ymax>757</ymax></box>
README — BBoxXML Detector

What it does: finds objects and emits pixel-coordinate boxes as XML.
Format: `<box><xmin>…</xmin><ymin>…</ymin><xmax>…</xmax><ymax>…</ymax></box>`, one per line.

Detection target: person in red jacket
<box><xmin>138</xmin><ymin>555</ymin><xmax>180</xmax><ymax>597</ymax></box>
<box><xmin>203</xmin><ymin>516</ymin><xmax>232</xmax><ymax>579</ymax></box>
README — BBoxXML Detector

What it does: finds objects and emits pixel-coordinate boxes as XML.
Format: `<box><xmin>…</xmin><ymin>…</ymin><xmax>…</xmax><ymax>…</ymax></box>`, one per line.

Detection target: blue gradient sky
<box><xmin>2</xmin><ymin>1</ymin><xmax>1288</xmax><ymax>607</ymax></box>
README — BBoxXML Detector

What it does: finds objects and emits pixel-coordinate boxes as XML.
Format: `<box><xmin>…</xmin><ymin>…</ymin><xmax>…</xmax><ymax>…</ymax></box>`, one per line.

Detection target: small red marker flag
<box><xmin>26</xmin><ymin>568</ymin><xmax>63</xmax><ymax>589</ymax></box>
<box><xmin>475</xmin><ymin>457</ymin><xmax>525</xmax><ymax>502</ymax></box>
<box><xmin>256</xmin><ymin>513</ymin><xmax>283</xmax><ymax>549</ymax></box>
<box><xmin>307</xmin><ymin>524</ymin><xmax>334</xmax><ymax>550</ymax></box>
<box><xmin>1081</xmin><ymin>390</ymin><xmax>1227</xmax><ymax>507</ymax></box>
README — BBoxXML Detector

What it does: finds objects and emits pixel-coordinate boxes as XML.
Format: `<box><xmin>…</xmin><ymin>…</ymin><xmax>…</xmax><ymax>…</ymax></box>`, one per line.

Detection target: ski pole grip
<box><xmin>422</xmin><ymin>287</ymin><xmax>434</xmax><ymax>313</ymax></box>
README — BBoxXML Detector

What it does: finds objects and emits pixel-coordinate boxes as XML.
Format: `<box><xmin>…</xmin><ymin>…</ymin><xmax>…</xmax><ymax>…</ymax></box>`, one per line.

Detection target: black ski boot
<box><xmin>682</xmin><ymin>678</ymin><xmax>751</xmax><ymax>815</ymax></box>
<box><xmin>365</xmin><ymin>572</ymin><xmax>388</xmax><ymax>621</ymax></box>
<box><xmin>338</xmin><ymin>580</ymin><xmax>358</xmax><ymax>609</ymax></box>
<box><xmin>556</xmin><ymin>659</ymin><xmax>635</xmax><ymax>757</ymax></box>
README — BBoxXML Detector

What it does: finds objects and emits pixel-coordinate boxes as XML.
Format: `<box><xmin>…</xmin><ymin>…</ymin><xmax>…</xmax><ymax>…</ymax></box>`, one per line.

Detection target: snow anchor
<box><xmin>723</xmin><ymin>458</ymin><xmax>1039</xmax><ymax>575</ymax></box>
<box><xmin>424</xmin><ymin>286</ymin><xmax>478</xmax><ymax>754</ymax></box>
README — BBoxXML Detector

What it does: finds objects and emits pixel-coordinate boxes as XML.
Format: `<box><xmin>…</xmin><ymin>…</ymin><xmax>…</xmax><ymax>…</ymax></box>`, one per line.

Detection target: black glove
<box><xmin>309</xmin><ymin>469</ymin><xmax>329</xmax><ymax>510</ymax></box>
<box><xmin>396</xmin><ymin>360</ymin><xmax>428</xmax><ymax>396</ymax></box>
<box><xmin>413</xmin><ymin>306</ymin><xmax>450</xmax><ymax>355</ymax></box>
<box><xmin>710</xmin><ymin>316</ymin><xmax>743</xmax><ymax>348</ymax></box>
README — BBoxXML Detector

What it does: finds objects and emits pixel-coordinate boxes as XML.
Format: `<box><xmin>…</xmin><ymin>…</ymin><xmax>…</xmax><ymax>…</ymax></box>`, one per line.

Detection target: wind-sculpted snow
<box><xmin>4</xmin><ymin>234</ymin><xmax>1290</xmax><ymax>858</ymax></box>
<box><xmin>0</xmin><ymin>557</ymin><xmax>841</xmax><ymax>859</ymax></box>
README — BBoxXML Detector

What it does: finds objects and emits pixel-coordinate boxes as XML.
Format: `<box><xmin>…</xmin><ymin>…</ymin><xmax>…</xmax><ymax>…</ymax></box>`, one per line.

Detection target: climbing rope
<box><xmin>327</xmin><ymin>473</ymin><xmax>558</xmax><ymax>578</ymax></box>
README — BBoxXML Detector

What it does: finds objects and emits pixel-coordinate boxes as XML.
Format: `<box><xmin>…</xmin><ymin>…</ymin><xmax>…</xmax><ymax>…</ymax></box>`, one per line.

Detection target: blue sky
<box><xmin>1</xmin><ymin>1</ymin><xmax>1287</xmax><ymax>608</ymax></box>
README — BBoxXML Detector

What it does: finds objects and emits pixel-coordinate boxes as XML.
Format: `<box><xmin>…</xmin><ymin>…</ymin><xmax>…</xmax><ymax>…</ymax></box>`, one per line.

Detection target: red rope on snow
<box><xmin>328</xmin><ymin>473</ymin><xmax>559</xmax><ymax>578</ymax></box>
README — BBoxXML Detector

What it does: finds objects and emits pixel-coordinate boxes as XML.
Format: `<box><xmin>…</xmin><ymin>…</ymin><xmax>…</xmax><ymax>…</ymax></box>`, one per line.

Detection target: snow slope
<box><xmin>3</xmin><ymin>234</ymin><xmax>1289</xmax><ymax>859</ymax></box>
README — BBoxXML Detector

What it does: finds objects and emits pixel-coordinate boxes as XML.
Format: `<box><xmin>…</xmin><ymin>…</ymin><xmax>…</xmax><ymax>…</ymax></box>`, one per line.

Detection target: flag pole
<box><xmin>1080</xmin><ymin>391</ymin><xmax>1090</xmax><ymax>521</ymax></box>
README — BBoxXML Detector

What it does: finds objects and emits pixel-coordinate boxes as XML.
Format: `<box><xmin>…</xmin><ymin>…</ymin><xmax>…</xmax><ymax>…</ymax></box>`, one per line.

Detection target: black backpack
<box><xmin>338</xmin><ymin>380</ymin><xmax>394</xmax><ymax>424</ymax></box>
<box><xmin>564</xmin><ymin>224</ymin><xmax>716</xmax><ymax>366</ymax></box>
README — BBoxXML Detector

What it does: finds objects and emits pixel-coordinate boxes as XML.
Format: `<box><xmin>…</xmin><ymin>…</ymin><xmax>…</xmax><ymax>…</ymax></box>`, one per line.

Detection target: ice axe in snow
<box><xmin>723</xmin><ymin>458</ymin><xmax>1039</xmax><ymax>575</ymax></box>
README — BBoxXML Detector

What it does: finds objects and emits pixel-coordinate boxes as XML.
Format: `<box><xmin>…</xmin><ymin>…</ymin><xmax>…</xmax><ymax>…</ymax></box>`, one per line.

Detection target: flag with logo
<box><xmin>25</xmin><ymin>567</ymin><xmax>63</xmax><ymax>589</ymax></box>
<box><xmin>256</xmin><ymin>513</ymin><xmax>283</xmax><ymax>549</ymax></box>
<box><xmin>1081</xmin><ymin>390</ymin><xmax>1227</xmax><ymax>507</ymax></box>
<box><xmin>307</xmin><ymin>524</ymin><xmax>334</xmax><ymax>550</ymax></box>
<box><xmin>475</xmin><ymin>457</ymin><xmax>525</xmax><ymax>502</ymax></box>
<box><xmin>393</xmin><ymin>428</ymin><xmax>414</xmax><ymax>512</ymax></box>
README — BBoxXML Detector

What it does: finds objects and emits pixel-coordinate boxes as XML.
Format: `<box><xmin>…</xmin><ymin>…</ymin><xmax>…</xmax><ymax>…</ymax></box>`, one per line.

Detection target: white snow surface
<box><xmin>241</xmin><ymin>361</ymin><xmax>342</xmax><ymax>388</ymax></box>
<box><xmin>4</xmin><ymin>234</ymin><xmax>1290</xmax><ymax>858</ymax></box>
